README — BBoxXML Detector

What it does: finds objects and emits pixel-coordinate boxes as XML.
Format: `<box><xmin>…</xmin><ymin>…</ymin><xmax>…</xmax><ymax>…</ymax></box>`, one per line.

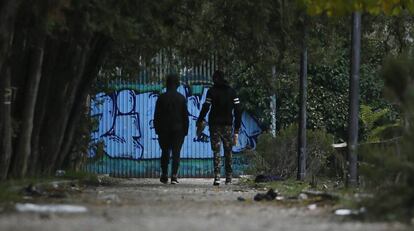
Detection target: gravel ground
<box><xmin>0</xmin><ymin>178</ymin><xmax>409</xmax><ymax>231</ymax></box>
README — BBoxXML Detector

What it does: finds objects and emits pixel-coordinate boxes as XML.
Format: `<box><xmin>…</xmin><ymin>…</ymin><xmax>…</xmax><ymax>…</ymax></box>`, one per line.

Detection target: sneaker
<box><xmin>213</xmin><ymin>177</ymin><xmax>220</xmax><ymax>186</ymax></box>
<box><xmin>225</xmin><ymin>177</ymin><xmax>232</xmax><ymax>185</ymax></box>
<box><xmin>171</xmin><ymin>177</ymin><xmax>179</xmax><ymax>185</ymax></box>
<box><xmin>160</xmin><ymin>175</ymin><xmax>168</xmax><ymax>184</ymax></box>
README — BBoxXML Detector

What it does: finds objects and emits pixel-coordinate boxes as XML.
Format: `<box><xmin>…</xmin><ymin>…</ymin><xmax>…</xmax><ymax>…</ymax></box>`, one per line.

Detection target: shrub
<box><xmin>359</xmin><ymin>54</ymin><xmax>414</xmax><ymax>221</ymax></box>
<box><xmin>360</xmin><ymin>104</ymin><xmax>401</xmax><ymax>142</ymax></box>
<box><xmin>248</xmin><ymin>123</ymin><xmax>339</xmax><ymax>179</ymax></box>
<box><xmin>277</xmin><ymin>57</ymin><xmax>393</xmax><ymax>141</ymax></box>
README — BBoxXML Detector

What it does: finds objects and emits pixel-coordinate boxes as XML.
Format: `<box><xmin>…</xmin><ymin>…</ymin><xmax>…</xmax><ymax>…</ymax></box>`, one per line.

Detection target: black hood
<box><xmin>212</xmin><ymin>70</ymin><xmax>229</xmax><ymax>86</ymax></box>
<box><xmin>166</xmin><ymin>73</ymin><xmax>180</xmax><ymax>91</ymax></box>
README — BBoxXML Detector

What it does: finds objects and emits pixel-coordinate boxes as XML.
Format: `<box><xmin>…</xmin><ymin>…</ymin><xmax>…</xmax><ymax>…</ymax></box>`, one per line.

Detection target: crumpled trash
<box><xmin>55</xmin><ymin>170</ymin><xmax>66</xmax><ymax>177</ymax></box>
<box><xmin>15</xmin><ymin>203</ymin><xmax>87</xmax><ymax>213</ymax></box>
<box><xmin>47</xmin><ymin>190</ymin><xmax>68</xmax><ymax>199</ymax></box>
<box><xmin>334</xmin><ymin>207</ymin><xmax>366</xmax><ymax>216</ymax></box>
<box><xmin>275</xmin><ymin>196</ymin><xmax>284</xmax><ymax>201</ymax></box>
<box><xmin>298</xmin><ymin>193</ymin><xmax>308</xmax><ymax>200</ymax></box>
<box><xmin>23</xmin><ymin>181</ymin><xmax>80</xmax><ymax>199</ymax></box>
<box><xmin>254</xmin><ymin>189</ymin><xmax>278</xmax><ymax>201</ymax></box>
<box><xmin>301</xmin><ymin>190</ymin><xmax>339</xmax><ymax>201</ymax></box>
<box><xmin>98</xmin><ymin>194</ymin><xmax>121</xmax><ymax>204</ymax></box>
<box><xmin>254</xmin><ymin>174</ymin><xmax>284</xmax><ymax>183</ymax></box>
<box><xmin>237</xmin><ymin>196</ymin><xmax>246</xmax><ymax>202</ymax></box>
<box><xmin>22</xmin><ymin>184</ymin><xmax>44</xmax><ymax>197</ymax></box>
<box><xmin>334</xmin><ymin>209</ymin><xmax>353</xmax><ymax>216</ymax></box>
<box><xmin>307</xmin><ymin>204</ymin><xmax>317</xmax><ymax>210</ymax></box>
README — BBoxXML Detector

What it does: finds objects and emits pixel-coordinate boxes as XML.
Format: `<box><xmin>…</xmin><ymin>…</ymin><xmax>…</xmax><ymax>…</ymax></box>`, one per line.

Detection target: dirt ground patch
<box><xmin>0</xmin><ymin>178</ymin><xmax>409</xmax><ymax>231</ymax></box>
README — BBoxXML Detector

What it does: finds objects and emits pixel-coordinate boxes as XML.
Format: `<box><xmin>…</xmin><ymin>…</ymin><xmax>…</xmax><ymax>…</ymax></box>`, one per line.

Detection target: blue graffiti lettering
<box><xmin>90</xmin><ymin>85</ymin><xmax>262</xmax><ymax>160</ymax></box>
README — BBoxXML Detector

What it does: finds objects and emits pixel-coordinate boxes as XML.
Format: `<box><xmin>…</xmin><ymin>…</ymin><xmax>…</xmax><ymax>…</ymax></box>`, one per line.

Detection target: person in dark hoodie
<box><xmin>196</xmin><ymin>70</ymin><xmax>241</xmax><ymax>185</ymax></box>
<box><xmin>154</xmin><ymin>73</ymin><xmax>189</xmax><ymax>184</ymax></box>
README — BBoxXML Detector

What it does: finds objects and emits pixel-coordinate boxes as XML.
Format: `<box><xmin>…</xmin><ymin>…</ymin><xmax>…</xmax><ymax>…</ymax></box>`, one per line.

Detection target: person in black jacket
<box><xmin>196</xmin><ymin>70</ymin><xmax>241</xmax><ymax>185</ymax></box>
<box><xmin>154</xmin><ymin>74</ymin><xmax>189</xmax><ymax>184</ymax></box>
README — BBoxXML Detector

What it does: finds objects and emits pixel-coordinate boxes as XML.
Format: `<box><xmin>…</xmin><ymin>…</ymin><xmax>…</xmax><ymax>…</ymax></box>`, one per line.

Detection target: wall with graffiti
<box><xmin>88</xmin><ymin>84</ymin><xmax>262</xmax><ymax>177</ymax></box>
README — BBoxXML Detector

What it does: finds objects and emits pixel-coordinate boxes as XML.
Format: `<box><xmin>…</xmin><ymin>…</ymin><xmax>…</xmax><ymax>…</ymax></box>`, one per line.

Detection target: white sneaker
<box><xmin>213</xmin><ymin>177</ymin><xmax>220</xmax><ymax>186</ymax></box>
<box><xmin>171</xmin><ymin>176</ymin><xmax>179</xmax><ymax>184</ymax></box>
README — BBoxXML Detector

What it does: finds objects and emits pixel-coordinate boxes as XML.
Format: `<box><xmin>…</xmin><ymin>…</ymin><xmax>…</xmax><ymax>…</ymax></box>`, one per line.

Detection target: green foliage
<box><xmin>360</xmin><ymin>137</ymin><xmax>414</xmax><ymax>221</ymax></box>
<box><xmin>91</xmin><ymin>1</ymin><xmax>406</xmax><ymax>141</ymax></box>
<box><xmin>249</xmin><ymin>123</ymin><xmax>337</xmax><ymax>178</ymax></box>
<box><xmin>0</xmin><ymin>177</ymin><xmax>59</xmax><ymax>203</ymax></box>
<box><xmin>94</xmin><ymin>0</ymin><xmax>302</xmax><ymax>129</ymax></box>
<box><xmin>307</xmin><ymin>60</ymin><xmax>349</xmax><ymax>138</ymax></box>
<box><xmin>360</xmin><ymin>104</ymin><xmax>401</xmax><ymax>142</ymax></box>
<box><xmin>360</xmin><ymin>105</ymin><xmax>386</xmax><ymax>128</ymax></box>
<box><xmin>299</xmin><ymin>0</ymin><xmax>414</xmax><ymax>16</ymax></box>
<box><xmin>0</xmin><ymin>182</ymin><xmax>23</xmax><ymax>203</ymax></box>
<box><xmin>270</xmin><ymin>3</ymin><xmax>412</xmax><ymax>142</ymax></box>
<box><xmin>62</xmin><ymin>170</ymin><xmax>101</xmax><ymax>186</ymax></box>
<box><xmin>362</xmin><ymin>13</ymin><xmax>414</xmax><ymax>59</ymax></box>
<box><xmin>99</xmin><ymin>0</ymin><xmax>296</xmax><ymax>79</ymax></box>
<box><xmin>382</xmin><ymin>55</ymin><xmax>414</xmax><ymax>106</ymax></box>
<box><xmin>277</xmin><ymin>56</ymin><xmax>392</xmax><ymax>140</ymax></box>
<box><xmin>64</xmin><ymin>108</ymin><xmax>99</xmax><ymax>171</ymax></box>
<box><xmin>360</xmin><ymin>54</ymin><xmax>414</xmax><ymax>221</ymax></box>
<box><xmin>228</xmin><ymin>62</ymin><xmax>275</xmax><ymax>127</ymax></box>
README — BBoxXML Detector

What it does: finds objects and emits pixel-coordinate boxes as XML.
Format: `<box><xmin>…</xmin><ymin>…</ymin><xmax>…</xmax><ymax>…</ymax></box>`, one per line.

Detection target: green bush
<box><xmin>360</xmin><ymin>135</ymin><xmax>414</xmax><ymax>221</ymax></box>
<box><xmin>360</xmin><ymin>104</ymin><xmax>401</xmax><ymax>142</ymax></box>
<box><xmin>359</xmin><ymin>54</ymin><xmax>414</xmax><ymax>221</ymax></box>
<box><xmin>248</xmin><ymin>123</ymin><xmax>339</xmax><ymax>179</ymax></box>
<box><xmin>277</xmin><ymin>57</ymin><xmax>394</xmax><ymax>141</ymax></box>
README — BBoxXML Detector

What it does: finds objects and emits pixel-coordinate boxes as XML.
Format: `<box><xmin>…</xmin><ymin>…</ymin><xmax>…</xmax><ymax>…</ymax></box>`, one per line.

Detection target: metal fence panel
<box><xmin>86</xmin><ymin>56</ymin><xmax>262</xmax><ymax>177</ymax></box>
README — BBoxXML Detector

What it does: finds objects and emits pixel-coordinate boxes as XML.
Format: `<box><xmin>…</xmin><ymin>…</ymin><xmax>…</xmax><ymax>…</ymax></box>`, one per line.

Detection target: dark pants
<box><xmin>210</xmin><ymin>126</ymin><xmax>233</xmax><ymax>177</ymax></box>
<box><xmin>158</xmin><ymin>132</ymin><xmax>185</xmax><ymax>176</ymax></box>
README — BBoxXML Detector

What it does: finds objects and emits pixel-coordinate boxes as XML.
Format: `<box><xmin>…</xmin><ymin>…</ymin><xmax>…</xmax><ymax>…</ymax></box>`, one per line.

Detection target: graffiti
<box><xmin>90</xmin><ymin>85</ymin><xmax>262</xmax><ymax>160</ymax></box>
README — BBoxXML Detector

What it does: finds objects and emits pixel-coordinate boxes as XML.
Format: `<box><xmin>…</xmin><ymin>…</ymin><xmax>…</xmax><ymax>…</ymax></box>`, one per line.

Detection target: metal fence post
<box><xmin>297</xmin><ymin>15</ymin><xmax>308</xmax><ymax>181</ymax></box>
<box><xmin>347</xmin><ymin>12</ymin><xmax>361</xmax><ymax>187</ymax></box>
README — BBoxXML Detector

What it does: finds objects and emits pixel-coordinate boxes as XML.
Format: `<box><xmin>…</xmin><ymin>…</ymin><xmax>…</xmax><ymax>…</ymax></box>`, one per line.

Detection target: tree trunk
<box><xmin>0</xmin><ymin>0</ymin><xmax>22</xmax><ymax>77</ymax></box>
<box><xmin>28</xmin><ymin>37</ymin><xmax>60</xmax><ymax>176</ymax></box>
<box><xmin>11</xmin><ymin>38</ymin><xmax>45</xmax><ymax>178</ymax></box>
<box><xmin>38</xmin><ymin>39</ymin><xmax>79</xmax><ymax>174</ymax></box>
<box><xmin>40</xmin><ymin>40</ymin><xmax>90</xmax><ymax>174</ymax></box>
<box><xmin>50</xmin><ymin>48</ymin><xmax>89</xmax><ymax>172</ymax></box>
<box><xmin>0</xmin><ymin>66</ymin><xmax>13</xmax><ymax>180</ymax></box>
<box><xmin>0</xmin><ymin>0</ymin><xmax>22</xmax><ymax>180</ymax></box>
<box><xmin>57</xmin><ymin>36</ymin><xmax>110</xmax><ymax>169</ymax></box>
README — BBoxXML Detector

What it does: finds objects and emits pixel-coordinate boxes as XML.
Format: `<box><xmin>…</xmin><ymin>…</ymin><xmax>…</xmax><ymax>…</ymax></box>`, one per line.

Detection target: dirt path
<box><xmin>0</xmin><ymin>178</ymin><xmax>409</xmax><ymax>231</ymax></box>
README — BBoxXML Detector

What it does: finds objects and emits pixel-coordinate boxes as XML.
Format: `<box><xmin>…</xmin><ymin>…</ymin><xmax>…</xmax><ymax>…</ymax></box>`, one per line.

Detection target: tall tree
<box><xmin>11</xmin><ymin>0</ymin><xmax>51</xmax><ymax>178</ymax></box>
<box><xmin>0</xmin><ymin>0</ymin><xmax>23</xmax><ymax>180</ymax></box>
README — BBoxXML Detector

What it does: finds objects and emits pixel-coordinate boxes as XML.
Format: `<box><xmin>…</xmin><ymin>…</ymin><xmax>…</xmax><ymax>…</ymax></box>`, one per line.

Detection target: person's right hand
<box><xmin>196</xmin><ymin>121</ymin><xmax>204</xmax><ymax>137</ymax></box>
<box><xmin>233</xmin><ymin>133</ymin><xmax>239</xmax><ymax>146</ymax></box>
<box><xmin>196</xmin><ymin>121</ymin><xmax>202</xmax><ymax>128</ymax></box>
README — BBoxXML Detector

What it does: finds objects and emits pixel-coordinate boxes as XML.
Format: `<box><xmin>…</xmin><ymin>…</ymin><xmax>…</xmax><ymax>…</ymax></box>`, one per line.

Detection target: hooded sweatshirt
<box><xmin>197</xmin><ymin>73</ymin><xmax>242</xmax><ymax>133</ymax></box>
<box><xmin>154</xmin><ymin>77</ymin><xmax>189</xmax><ymax>136</ymax></box>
